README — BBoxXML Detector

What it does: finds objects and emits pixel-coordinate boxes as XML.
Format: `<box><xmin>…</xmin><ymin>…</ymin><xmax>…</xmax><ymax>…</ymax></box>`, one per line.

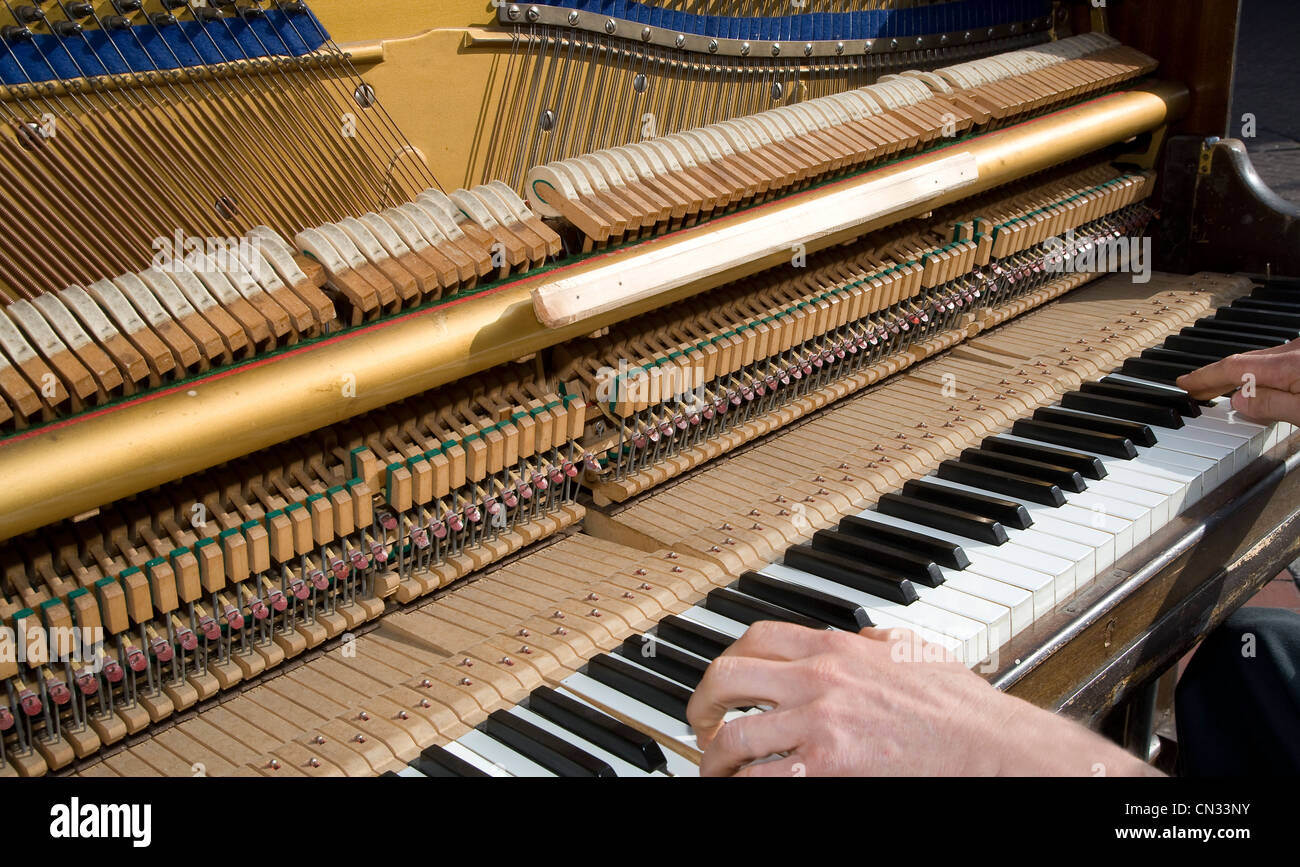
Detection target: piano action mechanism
<box><xmin>0</xmin><ymin>0</ymin><xmax>1293</xmax><ymax>777</ymax></box>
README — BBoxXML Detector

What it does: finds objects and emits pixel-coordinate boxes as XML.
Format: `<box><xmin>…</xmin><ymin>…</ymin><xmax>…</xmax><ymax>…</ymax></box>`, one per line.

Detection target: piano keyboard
<box><xmin>369</xmin><ymin>279</ymin><xmax>1298</xmax><ymax>777</ymax></box>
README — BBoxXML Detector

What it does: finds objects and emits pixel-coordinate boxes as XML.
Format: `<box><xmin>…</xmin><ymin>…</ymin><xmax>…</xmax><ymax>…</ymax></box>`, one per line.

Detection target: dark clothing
<box><xmin>1176</xmin><ymin>607</ymin><xmax>1300</xmax><ymax>775</ymax></box>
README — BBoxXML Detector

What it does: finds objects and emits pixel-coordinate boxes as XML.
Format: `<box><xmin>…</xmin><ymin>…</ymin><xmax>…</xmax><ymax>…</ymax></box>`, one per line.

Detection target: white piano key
<box><xmin>457</xmin><ymin>729</ymin><xmax>556</xmax><ymax>777</ymax></box>
<box><xmin>1085</xmin><ymin>478</ymin><xmax>1170</xmax><ymax>526</ymax></box>
<box><xmin>853</xmin><ymin>510</ymin><xmax>1076</xmax><ymax>604</ymax></box>
<box><xmin>553</xmin><ymin>686</ymin><xmax>699</xmax><ymax>777</ymax></box>
<box><xmin>1064</xmin><ymin>487</ymin><xmax>1152</xmax><ymax>544</ymax></box>
<box><xmin>396</xmin><ymin>765</ymin><xmax>426</xmax><ymax>778</ymax></box>
<box><xmin>764</xmin><ymin>562</ymin><xmax>987</xmax><ymax>664</ymax></box>
<box><xmin>507</xmin><ymin>704</ymin><xmax>666</xmax><ymax>778</ymax></box>
<box><xmin>675</xmin><ymin>605</ymin><xmax>751</xmax><ymax>639</ymax></box>
<box><xmin>441</xmin><ymin>739</ymin><xmax>513</xmax><ymax>777</ymax></box>
<box><xmin>558</xmin><ymin>674</ymin><xmax>703</xmax><ymax>772</ymax></box>
<box><xmin>936</xmin><ymin>567</ymin><xmax>1035</xmax><ymax>636</ymax></box>
<box><xmin>441</xmin><ymin>738</ymin><xmax>512</xmax><ymax>774</ymax></box>
<box><xmin>918</xmin><ymin>473</ymin><xmax>1120</xmax><ymax>567</ymax></box>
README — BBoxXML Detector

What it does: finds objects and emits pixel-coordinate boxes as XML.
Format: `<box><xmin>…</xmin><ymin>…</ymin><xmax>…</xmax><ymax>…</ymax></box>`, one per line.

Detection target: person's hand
<box><xmin>1175</xmin><ymin>338</ymin><xmax>1300</xmax><ymax>426</ymax></box>
<box><xmin>686</xmin><ymin>622</ymin><xmax>1161</xmax><ymax>777</ymax></box>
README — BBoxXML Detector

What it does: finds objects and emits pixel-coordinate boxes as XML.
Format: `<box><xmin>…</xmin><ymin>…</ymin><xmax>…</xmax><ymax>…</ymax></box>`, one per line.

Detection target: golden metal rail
<box><xmin>0</xmin><ymin>81</ymin><xmax>1187</xmax><ymax>542</ymax></box>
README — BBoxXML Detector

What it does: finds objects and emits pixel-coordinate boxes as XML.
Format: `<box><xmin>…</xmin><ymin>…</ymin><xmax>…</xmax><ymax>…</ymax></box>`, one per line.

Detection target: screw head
<box><xmin>641</xmin><ymin>26</ymin><xmax>652</xmax><ymax>42</ymax></box>
<box><xmin>568</xmin><ymin>10</ymin><xmax>579</xmax><ymax>25</ymax></box>
<box><xmin>675</xmin><ymin>34</ymin><xmax>686</xmax><ymax>48</ymax></box>
<box><xmin>740</xmin><ymin>41</ymin><xmax>751</xmax><ymax>56</ymax></box>
<box><xmin>605</xmin><ymin>18</ymin><xmax>616</xmax><ymax>34</ymax></box>
<box><xmin>526</xmin><ymin>5</ymin><xmax>540</xmax><ymax>23</ymax></box>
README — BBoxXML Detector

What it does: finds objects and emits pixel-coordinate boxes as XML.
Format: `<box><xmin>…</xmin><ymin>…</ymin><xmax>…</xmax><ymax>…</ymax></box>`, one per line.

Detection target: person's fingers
<box><xmin>698</xmin><ymin>709</ymin><xmax>805</xmax><ymax>777</ymax></box>
<box><xmin>733</xmin><ymin>754</ymin><xmax>810</xmax><ymax>778</ymax></box>
<box><xmin>722</xmin><ymin>619</ymin><xmax>838</xmax><ymax>663</ymax></box>
<box><xmin>1175</xmin><ymin>350</ymin><xmax>1292</xmax><ymax>400</ymax></box>
<box><xmin>859</xmin><ymin>626</ymin><xmax>918</xmax><ymax>643</ymax></box>
<box><xmin>688</xmin><ymin>656</ymin><xmax>808</xmax><ymax>748</ymax></box>
<box><xmin>1230</xmin><ymin>386</ymin><xmax>1300</xmax><ymax>427</ymax></box>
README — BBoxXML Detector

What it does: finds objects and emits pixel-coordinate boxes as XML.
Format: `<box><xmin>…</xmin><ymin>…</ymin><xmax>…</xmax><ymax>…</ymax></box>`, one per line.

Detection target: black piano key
<box><xmin>1199</xmin><ymin>314</ymin><xmax>1299</xmax><ymax>340</ymax></box>
<box><xmin>837</xmin><ymin>514</ymin><xmax>970</xmax><ymax>569</ymax></box>
<box><xmin>412</xmin><ymin>743</ymin><xmax>490</xmax><ymax>778</ymax></box>
<box><xmin>1215</xmin><ymin>306</ymin><xmax>1300</xmax><ymax>330</ymax></box>
<box><xmin>1085</xmin><ymin>379</ymin><xmax>1201</xmax><ymax>418</ymax></box>
<box><xmin>587</xmin><ymin>653</ymin><xmax>693</xmax><ymax>724</ymax></box>
<box><xmin>811</xmin><ymin>528</ymin><xmax>946</xmax><ymax>585</ymax></box>
<box><xmin>1059</xmin><ymin>391</ymin><xmax>1183</xmax><ymax>430</ymax></box>
<box><xmin>1120</xmin><ymin>356</ymin><xmax>1199</xmax><ymax>384</ymax></box>
<box><xmin>979</xmin><ymin>436</ymin><xmax>1107</xmax><ymax>481</ymax></box>
<box><xmin>1011</xmin><ymin>418</ymin><xmax>1138</xmax><ymax>459</ymax></box>
<box><xmin>781</xmin><ymin>547</ymin><xmax>920</xmax><ymax>605</ymax></box>
<box><xmin>1179</xmin><ymin>324</ymin><xmax>1283</xmax><ymax>348</ymax></box>
<box><xmin>1231</xmin><ymin>298</ymin><xmax>1300</xmax><ymax>319</ymax></box>
<box><xmin>705</xmin><ymin>585</ymin><xmax>835</xmax><ymax>628</ymax></box>
<box><xmin>484</xmin><ymin>709</ymin><xmax>617</xmax><ymax>777</ymax></box>
<box><xmin>903</xmin><ymin>477</ymin><xmax>1035</xmax><ymax>528</ymax></box>
<box><xmin>529</xmin><ymin>686</ymin><xmax>667</xmax><ymax>773</ymax></box>
<box><xmin>934</xmin><ymin>461</ymin><xmax>1066</xmax><ymax>508</ymax></box>
<box><xmin>381</xmin><ymin>770</ymin><xmax>401</xmax><ymax>778</ymax></box>
<box><xmin>1247</xmin><ymin>288</ymin><xmax>1300</xmax><ymax>305</ymax></box>
<box><xmin>876</xmin><ymin>490</ymin><xmax>1010</xmax><ymax>541</ymax></box>
<box><xmin>1140</xmin><ymin>346</ymin><xmax>1222</xmax><ymax>369</ymax></box>
<box><xmin>618</xmin><ymin>634</ymin><xmax>710</xmax><ymax>689</ymax></box>
<box><xmin>740</xmin><ymin>570</ymin><xmax>874</xmax><ymax>631</ymax></box>
<box><xmin>1033</xmin><ymin>405</ymin><xmax>1157</xmax><ymax>447</ymax></box>
<box><xmin>655</xmin><ymin>615</ymin><xmax>734</xmax><ymax>661</ymax></box>
<box><xmin>1168</xmin><ymin>333</ymin><xmax>1280</xmax><ymax>356</ymax></box>
<box><xmin>958</xmin><ymin>446</ymin><xmax>1089</xmax><ymax>493</ymax></box>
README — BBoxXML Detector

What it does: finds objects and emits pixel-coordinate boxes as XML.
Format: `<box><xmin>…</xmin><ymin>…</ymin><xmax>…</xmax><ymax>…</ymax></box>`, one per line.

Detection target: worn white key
<box><xmin>552</xmin><ymin>686</ymin><xmax>698</xmax><ymax>777</ymax></box>
<box><xmin>558</xmin><ymin>673</ymin><xmax>702</xmax><ymax>770</ymax></box>
<box><xmin>441</xmin><ymin>740</ymin><xmax>512</xmax><ymax>777</ymax></box>
<box><xmin>764</xmin><ymin>563</ymin><xmax>986</xmax><ymax>664</ymax></box>
<box><xmin>921</xmin><ymin>474</ymin><xmax>1115</xmax><ymax>574</ymax></box>
<box><xmin>457</xmin><ymin>729</ymin><xmax>555</xmax><ymax>777</ymax></box>
<box><xmin>854</xmin><ymin>510</ymin><xmax>1077</xmax><ymax>604</ymax></box>
<box><xmin>507</xmin><ymin>705</ymin><xmax>664</xmax><ymax>778</ymax></box>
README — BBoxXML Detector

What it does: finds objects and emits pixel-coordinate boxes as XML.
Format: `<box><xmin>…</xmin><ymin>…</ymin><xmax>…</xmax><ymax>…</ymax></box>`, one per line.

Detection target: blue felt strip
<box><xmin>0</xmin><ymin>9</ymin><xmax>330</xmax><ymax>86</ymax></box>
<box><xmin>521</xmin><ymin>0</ymin><xmax>1050</xmax><ymax>43</ymax></box>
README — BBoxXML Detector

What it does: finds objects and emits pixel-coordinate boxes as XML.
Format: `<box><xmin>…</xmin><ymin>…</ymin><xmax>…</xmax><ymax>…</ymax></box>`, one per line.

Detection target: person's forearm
<box><xmin>991</xmin><ymin>699</ymin><xmax>1164</xmax><ymax>777</ymax></box>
